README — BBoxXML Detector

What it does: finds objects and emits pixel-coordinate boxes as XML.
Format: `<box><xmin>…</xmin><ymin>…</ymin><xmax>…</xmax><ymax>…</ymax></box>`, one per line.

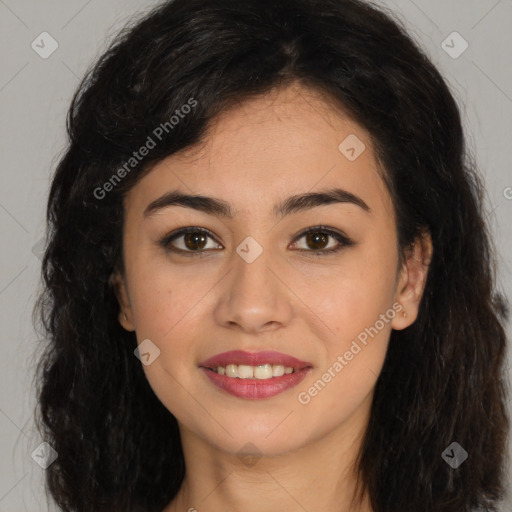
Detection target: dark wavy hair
<box><xmin>33</xmin><ymin>0</ymin><xmax>510</xmax><ymax>510</ymax></box>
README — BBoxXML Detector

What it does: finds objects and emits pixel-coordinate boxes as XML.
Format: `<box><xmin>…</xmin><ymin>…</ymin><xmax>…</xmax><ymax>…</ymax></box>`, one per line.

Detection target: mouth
<box><xmin>198</xmin><ymin>350</ymin><xmax>312</xmax><ymax>399</ymax></box>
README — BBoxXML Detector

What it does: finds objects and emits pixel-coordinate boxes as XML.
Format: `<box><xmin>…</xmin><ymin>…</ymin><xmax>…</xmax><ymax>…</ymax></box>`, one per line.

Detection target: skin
<box><xmin>113</xmin><ymin>82</ymin><xmax>432</xmax><ymax>512</ymax></box>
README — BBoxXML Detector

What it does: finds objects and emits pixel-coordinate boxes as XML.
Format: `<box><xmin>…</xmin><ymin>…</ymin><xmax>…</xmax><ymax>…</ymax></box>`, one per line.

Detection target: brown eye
<box><xmin>159</xmin><ymin>225</ymin><xmax>354</xmax><ymax>258</ymax></box>
<box><xmin>291</xmin><ymin>226</ymin><xmax>353</xmax><ymax>255</ymax></box>
<box><xmin>182</xmin><ymin>232</ymin><xmax>208</xmax><ymax>251</ymax></box>
<box><xmin>160</xmin><ymin>227</ymin><xmax>221</xmax><ymax>256</ymax></box>
<box><xmin>304</xmin><ymin>232</ymin><xmax>329</xmax><ymax>250</ymax></box>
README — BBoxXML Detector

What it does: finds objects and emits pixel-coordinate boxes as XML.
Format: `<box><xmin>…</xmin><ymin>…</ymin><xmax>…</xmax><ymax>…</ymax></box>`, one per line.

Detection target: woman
<box><xmin>34</xmin><ymin>0</ymin><xmax>510</xmax><ymax>511</ymax></box>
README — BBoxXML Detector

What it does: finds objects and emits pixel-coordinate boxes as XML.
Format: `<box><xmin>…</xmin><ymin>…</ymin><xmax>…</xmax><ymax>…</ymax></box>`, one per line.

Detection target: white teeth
<box><xmin>226</xmin><ymin>364</ymin><xmax>237</xmax><ymax>378</ymax></box>
<box><xmin>272</xmin><ymin>364</ymin><xmax>285</xmax><ymax>377</ymax></box>
<box><xmin>213</xmin><ymin>363</ymin><xmax>297</xmax><ymax>379</ymax></box>
<box><xmin>237</xmin><ymin>365</ymin><xmax>254</xmax><ymax>379</ymax></box>
<box><xmin>253</xmin><ymin>364</ymin><xmax>273</xmax><ymax>379</ymax></box>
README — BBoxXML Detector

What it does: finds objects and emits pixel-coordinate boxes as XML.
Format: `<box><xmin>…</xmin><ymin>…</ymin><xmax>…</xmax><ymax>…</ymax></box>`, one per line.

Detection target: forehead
<box><xmin>125</xmin><ymin>83</ymin><xmax>394</xmax><ymax>221</ymax></box>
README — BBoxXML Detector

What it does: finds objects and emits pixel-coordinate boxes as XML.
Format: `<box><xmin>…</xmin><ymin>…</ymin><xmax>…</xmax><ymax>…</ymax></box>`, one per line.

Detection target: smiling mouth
<box><xmin>198</xmin><ymin>350</ymin><xmax>312</xmax><ymax>398</ymax></box>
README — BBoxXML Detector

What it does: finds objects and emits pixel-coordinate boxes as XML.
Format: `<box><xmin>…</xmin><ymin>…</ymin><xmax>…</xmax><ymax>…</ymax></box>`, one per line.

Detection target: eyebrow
<box><xmin>143</xmin><ymin>187</ymin><xmax>371</xmax><ymax>219</ymax></box>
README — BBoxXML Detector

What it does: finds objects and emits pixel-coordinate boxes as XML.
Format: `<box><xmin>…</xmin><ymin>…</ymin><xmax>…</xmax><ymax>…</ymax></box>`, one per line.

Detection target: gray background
<box><xmin>0</xmin><ymin>0</ymin><xmax>511</xmax><ymax>510</ymax></box>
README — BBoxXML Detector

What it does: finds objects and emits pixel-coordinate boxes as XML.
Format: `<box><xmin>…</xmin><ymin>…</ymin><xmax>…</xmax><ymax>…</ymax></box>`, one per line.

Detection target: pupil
<box><xmin>307</xmin><ymin>232</ymin><xmax>327</xmax><ymax>249</ymax></box>
<box><xmin>185</xmin><ymin>232</ymin><xmax>206</xmax><ymax>250</ymax></box>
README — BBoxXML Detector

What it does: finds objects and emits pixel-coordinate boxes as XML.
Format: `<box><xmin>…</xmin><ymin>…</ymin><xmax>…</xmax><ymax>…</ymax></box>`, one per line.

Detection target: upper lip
<box><xmin>199</xmin><ymin>350</ymin><xmax>312</xmax><ymax>370</ymax></box>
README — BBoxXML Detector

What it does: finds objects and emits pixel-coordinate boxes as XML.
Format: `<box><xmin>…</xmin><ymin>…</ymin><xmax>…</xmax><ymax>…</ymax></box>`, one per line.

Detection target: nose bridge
<box><xmin>231</xmin><ymin>234</ymin><xmax>277</xmax><ymax>303</ymax></box>
<box><xmin>215</xmin><ymin>233</ymin><xmax>293</xmax><ymax>332</ymax></box>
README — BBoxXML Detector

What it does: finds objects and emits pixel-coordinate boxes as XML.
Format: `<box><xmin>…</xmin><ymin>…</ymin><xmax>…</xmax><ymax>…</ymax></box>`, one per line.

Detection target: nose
<box><xmin>213</xmin><ymin>241</ymin><xmax>294</xmax><ymax>334</ymax></box>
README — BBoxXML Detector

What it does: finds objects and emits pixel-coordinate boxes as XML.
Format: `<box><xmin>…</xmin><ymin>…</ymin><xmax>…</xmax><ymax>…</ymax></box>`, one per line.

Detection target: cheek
<box><xmin>292</xmin><ymin>238</ymin><xmax>398</xmax><ymax>337</ymax></box>
<box><xmin>127</xmin><ymin>255</ymin><xmax>213</xmax><ymax>339</ymax></box>
<box><xmin>126</xmin><ymin>258</ymin><xmax>222</xmax><ymax>389</ymax></box>
<box><xmin>126</xmin><ymin>265</ymin><xmax>211</xmax><ymax>422</ymax></box>
<box><xmin>299</xmin><ymin>243</ymin><xmax>397</xmax><ymax>396</ymax></box>
<box><xmin>294</xmin><ymin>284</ymin><xmax>395</xmax><ymax>437</ymax></box>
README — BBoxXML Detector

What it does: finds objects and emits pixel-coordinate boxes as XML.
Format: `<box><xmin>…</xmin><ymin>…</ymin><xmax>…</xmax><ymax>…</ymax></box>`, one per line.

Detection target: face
<box><xmin>114</xmin><ymin>83</ymin><xmax>430</xmax><ymax>458</ymax></box>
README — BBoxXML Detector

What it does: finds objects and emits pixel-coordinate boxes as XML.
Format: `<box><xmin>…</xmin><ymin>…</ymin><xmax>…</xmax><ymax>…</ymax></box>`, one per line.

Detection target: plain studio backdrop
<box><xmin>0</xmin><ymin>0</ymin><xmax>511</xmax><ymax>511</ymax></box>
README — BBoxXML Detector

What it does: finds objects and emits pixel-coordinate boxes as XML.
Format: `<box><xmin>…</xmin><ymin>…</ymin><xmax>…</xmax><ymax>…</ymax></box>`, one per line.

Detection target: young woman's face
<box><xmin>116</xmin><ymin>83</ymin><xmax>422</xmax><ymax>458</ymax></box>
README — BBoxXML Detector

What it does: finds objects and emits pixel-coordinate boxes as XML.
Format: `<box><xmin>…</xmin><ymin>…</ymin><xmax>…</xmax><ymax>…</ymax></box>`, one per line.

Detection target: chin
<box><xmin>188</xmin><ymin>411</ymin><xmax>315</xmax><ymax>458</ymax></box>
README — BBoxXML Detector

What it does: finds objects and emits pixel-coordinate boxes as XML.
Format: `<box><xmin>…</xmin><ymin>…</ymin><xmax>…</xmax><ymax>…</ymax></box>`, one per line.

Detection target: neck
<box><xmin>164</xmin><ymin>396</ymin><xmax>374</xmax><ymax>512</ymax></box>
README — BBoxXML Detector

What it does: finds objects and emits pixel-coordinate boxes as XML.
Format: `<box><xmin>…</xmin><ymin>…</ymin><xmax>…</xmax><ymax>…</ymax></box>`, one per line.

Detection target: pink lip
<box><xmin>198</xmin><ymin>350</ymin><xmax>313</xmax><ymax>400</ymax></box>
<box><xmin>199</xmin><ymin>350</ymin><xmax>311</xmax><ymax>370</ymax></box>
<box><xmin>200</xmin><ymin>367</ymin><xmax>311</xmax><ymax>399</ymax></box>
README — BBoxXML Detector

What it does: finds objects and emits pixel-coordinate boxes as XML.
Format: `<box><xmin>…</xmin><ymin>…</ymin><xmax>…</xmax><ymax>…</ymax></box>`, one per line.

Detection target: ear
<box><xmin>109</xmin><ymin>270</ymin><xmax>136</xmax><ymax>332</ymax></box>
<box><xmin>391</xmin><ymin>229</ymin><xmax>433</xmax><ymax>330</ymax></box>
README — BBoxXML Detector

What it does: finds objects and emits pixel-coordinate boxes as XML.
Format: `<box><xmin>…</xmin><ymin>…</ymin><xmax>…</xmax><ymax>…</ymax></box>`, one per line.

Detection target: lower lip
<box><xmin>200</xmin><ymin>367</ymin><xmax>311</xmax><ymax>399</ymax></box>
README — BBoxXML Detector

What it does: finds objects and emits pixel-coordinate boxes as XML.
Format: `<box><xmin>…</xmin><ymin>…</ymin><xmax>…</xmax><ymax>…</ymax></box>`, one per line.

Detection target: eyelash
<box><xmin>158</xmin><ymin>225</ymin><xmax>354</xmax><ymax>258</ymax></box>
